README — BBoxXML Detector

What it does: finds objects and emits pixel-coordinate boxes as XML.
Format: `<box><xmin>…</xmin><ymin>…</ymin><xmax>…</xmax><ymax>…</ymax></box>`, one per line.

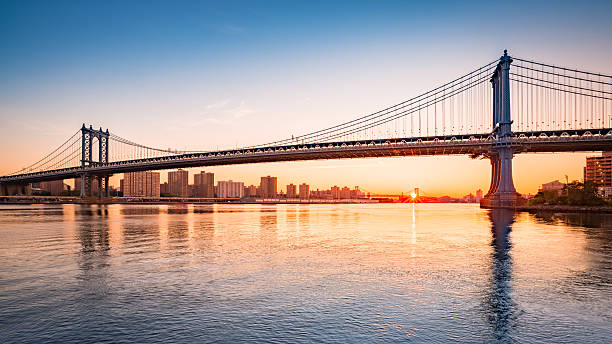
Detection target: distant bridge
<box><xmin>2</xmin><ymin>50</ymin><xmax>611</xmax><ymax>208</ymax></box>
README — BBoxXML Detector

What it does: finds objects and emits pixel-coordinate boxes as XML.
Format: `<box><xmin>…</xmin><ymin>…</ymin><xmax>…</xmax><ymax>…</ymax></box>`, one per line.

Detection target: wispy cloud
<box><xmin>164</xmin><ymin>99</ymin><xmax>256</xmax><ymax>129</ymax></box>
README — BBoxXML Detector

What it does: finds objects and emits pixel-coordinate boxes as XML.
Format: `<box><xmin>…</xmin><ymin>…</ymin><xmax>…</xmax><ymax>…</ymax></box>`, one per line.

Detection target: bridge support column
<box><xmin>80</xmin><ymin>174</ymin><xmax>93</xmax><ymax>198</ymax></box>
<box><xmin>480</xmin><ymin>50</ymin><xmax>525</xmax><ymax>209</ymax></box>
<box><xmin>104</xmin><ymin>176</ymin><xmax>109</xmax><ymax>197</ymax></box>
<box><xmin>481</xmin><ymin>148</ymin><xmax>524</xmax><ymax>209</ymax></box>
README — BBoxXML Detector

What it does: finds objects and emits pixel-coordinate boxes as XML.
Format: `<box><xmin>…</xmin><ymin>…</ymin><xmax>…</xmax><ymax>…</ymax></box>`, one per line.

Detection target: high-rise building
<box><xmin>41</xmin><ymin>180</ymin><xmax>66</xmax><ymax>195</ymax></box>
<box><xmin>350</xmin><ymin>186</ymin><xmax>364</xmax><ymax>199</ymax></box>
<box><xmin>160</xmin><ymin>182</ymin><xmax>168</xmax><ymax>194</ymax></box>
<box><xmin>330</xmin><ymin>186</ymin><xmax>340</xmax><ymax>199</ymax></box>
<box><xmin>299</xmin><ymin>183</ymin><xmax>310</xmax><ymax>199</ymax></box>
<box><xmin>260</xmin><ymin>176</ymin><xmax>277</xmax><ymax>197</ymax></box>
<box><xmin>340</xmin><ymin>186</ymin><xmax>351</xmax><ymax>199</ymax></box>
<box><xmin>217</xmin><ymin>180</ymin><xmax>244</xmax><ymax>198</ymax></box>
<box><xmin>168</xmin><ymin>169</ymin><xmax>189</xmax><ymax>197</ymax></box>
<box><xmin>475</xmin><ymin>189</ymin><xmax>484</xmax><ymax>202</ymax></box>
<box><xmin>584</xmin><ymin>152</ymin><xmax>612</xmax><ymax>188</ymax></box>
<box><xmin>123</xmin><ymin>171</ymin><xmax>160</xmax><ymax>197</ymax></box>
<box><xmin>286</xmin><ymin>184</ymin><xmax>297</xmax><ymax>198</ymax></box>
<box><xmin>244</xmin><ymin>185</ymin><xmax>258</xmax><ymax>197</ymax></box>
<box><xmin>194</xmin><ymin>171</ymin><xmax>215</xmax><ymax>197</ymax></box>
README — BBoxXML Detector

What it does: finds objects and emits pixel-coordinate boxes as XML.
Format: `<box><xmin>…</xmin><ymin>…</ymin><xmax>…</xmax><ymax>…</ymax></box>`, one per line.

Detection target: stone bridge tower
<box><xmin>480</xmin><ymin>50</ymin><xmax>525</xmax><ymax>208</ymax></box>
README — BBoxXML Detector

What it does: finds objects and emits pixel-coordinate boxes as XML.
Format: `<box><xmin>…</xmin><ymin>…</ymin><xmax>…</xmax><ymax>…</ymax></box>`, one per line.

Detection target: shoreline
<box><xmin>517</xmin><ymin>204</ymin><xmax>612</xmax><ymax>214</ymax></box>
<box><xmin>3</xmin><ymin>196</ymin><xmax>612</xmax><ymax>213</ymax></box>
<box><xmin>0</xmin><ymin>196</ymin><xmax>379</xmax><ymax>205</ymax></box>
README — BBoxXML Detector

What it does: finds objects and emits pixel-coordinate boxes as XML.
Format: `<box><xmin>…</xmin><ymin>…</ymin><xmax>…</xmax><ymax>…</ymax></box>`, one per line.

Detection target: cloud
<box><xmin>205</xmin><ymin>99</ymin><xmax>231</xmax><ymax>110</ymax></box>
<box><xmin>200</xmin><ymin>99</ymin><xmax>255</xmax><ymax>124</ymax></box>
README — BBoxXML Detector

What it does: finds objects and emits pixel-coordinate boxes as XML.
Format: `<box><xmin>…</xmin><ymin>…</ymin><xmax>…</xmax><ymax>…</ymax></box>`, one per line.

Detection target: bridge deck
<box><xmin>1</xmin><ymin>129</ymin><xmax>611</xmax><ymax>184</ymax></box>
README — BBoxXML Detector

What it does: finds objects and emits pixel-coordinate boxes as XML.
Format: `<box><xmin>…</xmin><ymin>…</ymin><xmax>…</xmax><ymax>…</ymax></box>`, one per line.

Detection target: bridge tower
<box><xmin>481</xmin><ymin>51</ymin><xmax>524</xmax><ymax>208</ymax></box>
<box><xmin>80</xmin><ymin>124</ymin><xmax>111</xmax><ymax>198</ymax></box>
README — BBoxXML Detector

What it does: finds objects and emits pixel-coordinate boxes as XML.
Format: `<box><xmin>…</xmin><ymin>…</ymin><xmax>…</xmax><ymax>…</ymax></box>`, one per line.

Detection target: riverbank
<box><xmin>518</xmin><ymin>204</ymin><xmax>612</xmax><ymax>213</ymax></box>
<box><xmin>0</xmin><ymin>196</ymin><xmax>379</xmax><ymax>205</ymax></box>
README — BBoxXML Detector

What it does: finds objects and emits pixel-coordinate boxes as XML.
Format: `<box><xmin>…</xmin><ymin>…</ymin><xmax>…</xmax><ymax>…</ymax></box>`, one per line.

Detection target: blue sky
<box><xmin>1</xmin><ymin>0</ymin><xmax>611</xmax><ymax>194</ymax></box>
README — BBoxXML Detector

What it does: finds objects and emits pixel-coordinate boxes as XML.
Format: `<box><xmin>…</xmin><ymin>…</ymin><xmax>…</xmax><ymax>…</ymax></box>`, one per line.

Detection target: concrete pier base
<box><xmin>479</xmin><ymin>148</ymin><xmax>525</xmax><ymax>209</ymax></box>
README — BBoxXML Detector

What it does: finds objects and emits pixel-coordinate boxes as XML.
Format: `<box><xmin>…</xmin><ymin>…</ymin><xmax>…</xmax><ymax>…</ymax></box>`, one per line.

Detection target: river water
<box><xmin>0</xmin><ymin>203</ymin><xmax>610</xmax><ymax>343</ymax></box>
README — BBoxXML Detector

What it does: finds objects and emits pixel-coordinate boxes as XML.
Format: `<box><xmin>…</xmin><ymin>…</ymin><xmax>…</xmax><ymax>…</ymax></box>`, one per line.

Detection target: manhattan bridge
<box><xmin>1</xmin><ymin>51</ymin><xmax>611</xmax><ymax>208</ymax></box>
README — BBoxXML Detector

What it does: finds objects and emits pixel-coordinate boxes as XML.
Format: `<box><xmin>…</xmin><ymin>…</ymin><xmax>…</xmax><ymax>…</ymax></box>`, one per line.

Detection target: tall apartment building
<box><xmin>122</xmin><ymin>171</ymin><xmax>160</xmax><ymax>197</ymax></box>
<box><xmin>168</xmin><ymin>169</ymin><xmax>189</xmax><ymax>197</ymax></box>
<box><xmin>244</xmin><ymin>185</ymin><xmax>258</xmax><ymax>197</ymax></box>
<box><xmin>194</xmin><ymin>171</ymin><xmax>215</xmax><ymax>197</ymax></box>
<box><xmin>330</xmin><ymin>186</ymin><xmax>340</xmax><ymax>199</ymax></box>
<box><xmin>260</xmin><ymin>176</ymin><xmax>277</xmax><ymax>197</ymax></box>
<box><xmin>340</xmin><ymin>186</ymin><xmax>351</xmax><ymax>199</ymax></box>
<box><xmin>41</xmin><ymin>180</ymin><xmax>66</xmax><ymax>195</ymax></box>
<box><xmin>349</xmin><ymin>186</ymin><xmax>365</xmax><ymax>199</ymax></box>
<box><xmin>584</xmin><ymin>152</ymin><xmax>612</xmax><ymax>187</ymax></box>
<box><xmin>217</xmin><ymin>180</ymin><xmax>244</xmax><ymax>198</ymax></box>
<box><xmin>299</xmin><ymin>183</ymin><xmax>310</xmax><ymax>199</ymax></box>
<box><xmin>286</xmin><ymin>184</ymin><xmax>297</xmax><ymax>198</ymax></box>
<box><xmin>160</xmin><ymin>182</ymin><xmax>168</xmax><ymax>194</ymax></box>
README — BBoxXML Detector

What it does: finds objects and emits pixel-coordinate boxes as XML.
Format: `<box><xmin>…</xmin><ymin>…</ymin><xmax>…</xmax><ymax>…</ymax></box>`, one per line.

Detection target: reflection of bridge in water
<box><xmin>2</xmin><ymin>51</ymin><xmax>612</xmax><ymax>208</ymax></box>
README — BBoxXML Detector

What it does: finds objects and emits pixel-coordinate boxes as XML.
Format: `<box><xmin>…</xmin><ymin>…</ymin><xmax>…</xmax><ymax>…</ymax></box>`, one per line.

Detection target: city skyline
<box><xmin>1</xmin><ymin>1</ymin><xmax>612</xmax><ymax>197</ymax></box>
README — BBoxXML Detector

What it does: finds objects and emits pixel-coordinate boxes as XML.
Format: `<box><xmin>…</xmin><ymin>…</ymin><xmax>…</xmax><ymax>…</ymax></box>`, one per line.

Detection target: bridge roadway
<box><xmin>2</xmin><ymin>128</ymin><xmax>612</xmax><ymax>184</ymax></box>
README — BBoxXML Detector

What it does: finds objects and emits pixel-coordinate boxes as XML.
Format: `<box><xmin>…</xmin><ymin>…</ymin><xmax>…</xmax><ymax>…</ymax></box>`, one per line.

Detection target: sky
<box><xmin>1</xmin><ymin>0</ymin><xmax>611</xmax><ymax>196</ymax></box>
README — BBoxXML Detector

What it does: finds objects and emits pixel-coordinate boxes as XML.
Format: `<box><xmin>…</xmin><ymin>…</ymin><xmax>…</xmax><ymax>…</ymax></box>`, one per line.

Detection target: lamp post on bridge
<box><xmin>481</xmin><ymin>50</ymin><xmax>525</xmax><ymax>209</ymax></box>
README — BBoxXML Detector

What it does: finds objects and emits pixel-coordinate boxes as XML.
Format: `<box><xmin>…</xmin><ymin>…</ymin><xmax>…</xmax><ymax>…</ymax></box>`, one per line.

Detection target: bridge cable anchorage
<box><xmin>245</xmin><ymin>59</ymin><xmax>498</xmax><ymax>148</ymax></box>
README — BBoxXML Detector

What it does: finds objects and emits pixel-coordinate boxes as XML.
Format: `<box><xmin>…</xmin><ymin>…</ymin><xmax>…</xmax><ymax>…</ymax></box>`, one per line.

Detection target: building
<box><xmin>286</xmin><ymin>184</ymin><xmax>297</xmax><ymax>198</ymax></box>
<box><xmin>330</xmin><ymin>186</ymin><xmax>340</xmax><ymax>199</ymax></box>
<box><xmin>475</xmin><ymin>189</ymin><xmax>484</xmax><ymax>202</ymax></box>
<box><xmin>584</xmin><ymin>152</ymin><xmax>612</xmax><ymax>188</ymax></box>
<box><xmin>299</xmin><ymin>183</ymin><xmax>310</xmax><ymax>199</ymax></box>
<box><xmin>122</xmin><ymin>171</ymin><xmax>160</xmax><ymax>197</ymax></box>
<box><xmin>350</xmin><ymin>186</ymin><xmax>365</xmax><ymax>199</ymax></box>
<box><xmin>244</xmin><ymin>185</ymin><xmax>258</xmax><ymax>197</ymax></box>
<box><xmin>217</xmin><ymin>180</ymin><xmax>244</xmax><ymax>198</ymax></box>
<box><xmin>539</xmin><ymin>180</ymin><xmax>565</xmax><ymax>196</ymax></box>
<box><xmin>41</xmin><ymin>180</ymin><xmax>66</xmax><ymax>195</ymax></box>
<box><xmin>168</xmin><ymin>169</ymin><xmax>189</xmax><ymax>197</ymax></box>
<box><xmin>260</xmin><ymin>176</ymin><xmax>277</xmax><ymax>198</ymax></box>
<box><xmin>160</xmin><ymin>182</ymin><xmax>169</xmax><ymax>195</ymax></box>
<box><xmin>194</xmin><ymin>171</ymin><xmax>214</xmax><ymax>197</ymax></box>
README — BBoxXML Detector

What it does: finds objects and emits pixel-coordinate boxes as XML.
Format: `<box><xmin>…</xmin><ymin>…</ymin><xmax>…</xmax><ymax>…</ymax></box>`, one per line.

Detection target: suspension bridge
<box><xmin>1</xmin><ymin>50</ymin><xmax>611</xmax><ymax>208</ymax></box>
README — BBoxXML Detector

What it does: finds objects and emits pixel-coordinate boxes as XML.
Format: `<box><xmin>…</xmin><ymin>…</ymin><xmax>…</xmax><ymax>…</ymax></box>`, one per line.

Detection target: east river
<box><xmin>0</xmin><ymin>203</ymin><xmax>610</xmax><ymax>343</ymax></box>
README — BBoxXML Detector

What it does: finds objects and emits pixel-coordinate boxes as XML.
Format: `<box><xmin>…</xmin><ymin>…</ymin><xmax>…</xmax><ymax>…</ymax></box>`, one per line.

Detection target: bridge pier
<box><xmin>480</xmin><ymin>50</ymin><xmax>524</xmax><ymax>209</ymax></box>
<box><xmin>480</xmin><ymin>148</ymin><xmax>524</xmax><ymax>209</ymax></box>
<box><xmin>79</xmin><ymin>174</ymin><xmax>111</xmax><ymax>198</ymax></box>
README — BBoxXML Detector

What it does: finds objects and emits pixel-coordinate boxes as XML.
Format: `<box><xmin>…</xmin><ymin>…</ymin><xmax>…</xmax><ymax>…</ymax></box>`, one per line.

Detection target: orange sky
<box><xmin>1</xmin><ymin>2</ymin><xmax>610</xmax><ymax>197</ymax></box>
